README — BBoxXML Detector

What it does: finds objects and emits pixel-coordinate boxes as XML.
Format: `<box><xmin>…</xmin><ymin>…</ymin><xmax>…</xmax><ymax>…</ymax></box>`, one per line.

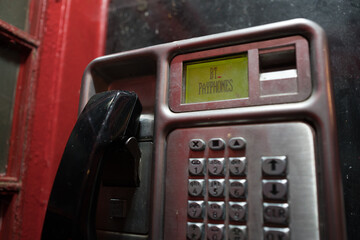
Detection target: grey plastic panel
<box><xmin>96</xmin><ymin>141</ymin><xmax>153</xmax><ymax>238</ymax></box>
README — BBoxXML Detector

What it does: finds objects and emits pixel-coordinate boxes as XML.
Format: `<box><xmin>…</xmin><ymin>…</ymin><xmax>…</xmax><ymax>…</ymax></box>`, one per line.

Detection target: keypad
<box><xmin>187</xmin><ymin>137</ymin><xmax>292</xmax><ymax>239</ymax></box>
<box><xmin>187</xmin><ymin>137</ymin><xmax>247</xmax><ymax>240</ymax></box>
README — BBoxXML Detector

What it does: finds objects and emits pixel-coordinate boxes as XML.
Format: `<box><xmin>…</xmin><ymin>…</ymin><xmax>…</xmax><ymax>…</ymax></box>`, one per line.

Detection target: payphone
<box><xmin>42</xmin><ymin>19</ymin><xmax>346</xmax><ymax>240</ymax></box>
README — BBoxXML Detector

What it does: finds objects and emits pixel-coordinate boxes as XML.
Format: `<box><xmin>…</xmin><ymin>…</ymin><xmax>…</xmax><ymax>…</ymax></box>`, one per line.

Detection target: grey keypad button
<box><xmin>187</xmin><ymin>222</ymin><xmax>204</xmax><ymax>240</ymax></box>
<box><xmin>208</xmin><ymin>158</ymin><xmax>225</xmax><ymax>176</ymax></box>
<box><xmin>209</xmin><ymin>138</ymin><xmax>225</xmax><ymax>150</ymax></box>
<box><xmin>262</xmin><ymin>156</ymin><xmax>287</xmax><ymax>176</ymax></box>
<box><xmin>229</xmin><ymin>225</ymin><xmax>247</xmax><ymax>240</ymax></box>
<box><xmin>263</xmin><ymin>203</ymin><xmax>289</xmax><ymax>225</ymax></box>
<box><xmin>229</xmin><ymin>202</ymin><xmax>247</xmax><ymax>221</ymax></box>
<box><xmin>229</xmin><ymin>137</ymin><xmax>246</xmax><ymax>150</ymax></box>
<box><xmin>207</xmin><ymin>201</ymin><xmax>225</xmax><ymax>220</ymax></box>
<box><xmin>263</xmin><ymin>227</ymin><xmax>290</xmax><ymax>240</ymax></box>
<box><xmin>188</xmin><ymin>201</ymin><xmax>205</xmax><ymax>219</ymax></box>
<box><xmin>189</xmin><ymin>139</ymin><xmax>206</xmax><ymax>151</ymax></box>
<box><xmin>207</xmin><ymin>224</ymin><xmax>224</xmax><ymax>240</ymax></box>
<box><xmin>229</xmin><ymin>179</ymin><xmax>246</xmax><ymax>199</ymax></box>
<box><xmin>229</xmin><ymin>157</ymin><xmax>246</xmax><ymax>176</ymax></box>
<box><xmin>262</xmin><ymin>180</ymin><xmax>288</xmax><ymax>200</ymax></box>
<box><xmin>189</xmin><ymin>158</ymin><xmax>205</xmax><ymax>176</ymax></box>
<box><xmin>188</xmin><ymin>179</ymin><xmax>205</xmax><ymax>197</ymax></box>
<box><xmin>208</xmin><ymin>179</ymin><xmax>225</xmax><ymax>197</ymax></box>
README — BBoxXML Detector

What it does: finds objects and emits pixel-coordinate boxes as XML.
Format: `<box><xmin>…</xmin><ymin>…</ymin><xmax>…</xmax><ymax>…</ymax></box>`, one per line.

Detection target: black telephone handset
<box><xmin>41</xmin><ymin>90</ymin><xmax>142</xmax><ymax>240</ymax></box>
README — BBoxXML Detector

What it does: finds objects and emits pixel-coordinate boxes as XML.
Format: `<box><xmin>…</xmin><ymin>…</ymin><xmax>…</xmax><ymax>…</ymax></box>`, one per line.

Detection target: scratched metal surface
<box><xmin>106</xmin><ymin>0</ymin><xmax>360</xmax><ymax>238</ymax></box>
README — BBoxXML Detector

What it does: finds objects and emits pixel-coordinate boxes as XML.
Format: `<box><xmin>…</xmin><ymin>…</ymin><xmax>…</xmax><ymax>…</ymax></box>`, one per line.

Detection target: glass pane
<box><xmin>0</xmin><ymin>0</ymin><xmax>30</xmax><ymax>31</ymax></box>
<box><xmin>0</xmin><ymin>43</ymin><xmax>22</xmax><ymax>173</ymax></box>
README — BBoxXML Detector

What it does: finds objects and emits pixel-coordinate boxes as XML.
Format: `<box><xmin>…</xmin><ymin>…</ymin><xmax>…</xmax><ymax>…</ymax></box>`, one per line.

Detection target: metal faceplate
<box><xmin>164</xmin><ymin>122</ymin><xmax>319</xmax><ymax>240</ymax></box>
<box><xmin>80</xmin><ymin>19</ymin><xmax>345</xmax><ymax>240</ymax></box>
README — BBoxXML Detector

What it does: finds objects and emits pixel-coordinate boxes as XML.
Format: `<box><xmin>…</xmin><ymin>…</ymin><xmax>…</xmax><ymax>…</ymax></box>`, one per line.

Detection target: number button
<box><xmin>229</xmin><ymin>157</ymin><xmax>246</xmax><ymax>176</ymax></box>
<box><xmin>189</xmin><ymin>158</ymin><xmax>205</xmax><ymax>176</ymax></box>
<box><xmin>208</xmin><ymin>179</ymin><xmax>225</xmax><ymax>198</ymax></box>
<box><xmin>188</xmin><ymin>179</ymin><xmax>205</xmax><ymax>197</ymax></box>
<box><xmin>229</xmin><ymin>202</ymin><xmax>247</xmax><ymax>222</ymax></box>
<box><xmin>188</xmin><ymin>201</ymin><xmax>204</xmax><ymax>219</ymax></box>
<box><xmin>208</xmin><ymin>158</ymin><xmax>225</xmax><ymax>176</ymax></box>
<box><xmin>207</xmin><ymin>224</ymin><xmax>224</xmax><ymax>240</ymax></box>
<box><xmin>207</xmin><ymin>201</ymin><xmax>225</xmax><ymax>220</ymax></box>
<box><xmin>229</xmin><ymin>179</ymin><xmax>246</xmax><ymax>199</ymax></box>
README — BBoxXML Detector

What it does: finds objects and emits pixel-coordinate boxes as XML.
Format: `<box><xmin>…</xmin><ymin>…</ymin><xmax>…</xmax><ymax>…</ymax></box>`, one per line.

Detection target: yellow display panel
<box><xmin>183</xmin><ymin>54</ymin><xmax>248</xmax><ymax>104</ymax></box>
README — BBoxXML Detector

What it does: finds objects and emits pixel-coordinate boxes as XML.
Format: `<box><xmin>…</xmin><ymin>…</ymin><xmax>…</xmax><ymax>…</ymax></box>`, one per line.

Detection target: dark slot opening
<box><xmin>259</xmin><ymin>45</ymin><xmax>296</xmax><ymax>73</ymax></box>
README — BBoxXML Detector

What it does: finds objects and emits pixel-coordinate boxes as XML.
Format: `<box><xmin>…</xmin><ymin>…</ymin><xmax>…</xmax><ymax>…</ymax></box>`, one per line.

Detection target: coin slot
<box><xmin>258</xmin><ymin>45</ymin><xmax>298</xmax><ymax>96</ymax></box>
<box><xmin>259</xmin><ymin>45</ymin><xmax>296</xmax><ymax>73</ymax></box>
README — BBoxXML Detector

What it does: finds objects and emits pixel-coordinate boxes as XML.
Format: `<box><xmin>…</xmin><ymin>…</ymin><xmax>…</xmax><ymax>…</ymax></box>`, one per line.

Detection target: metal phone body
<box><xmin>79</xmin><ymin>19</ymin><xmax>345</xmax><ymax>240</ymax></box>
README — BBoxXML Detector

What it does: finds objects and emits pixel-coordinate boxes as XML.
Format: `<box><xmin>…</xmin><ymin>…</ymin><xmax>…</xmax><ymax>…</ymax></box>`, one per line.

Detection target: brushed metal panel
<box><xmin>164</xmin><ymin>122</ymin><xmax>319</xmax><ymax>240</ymax></box>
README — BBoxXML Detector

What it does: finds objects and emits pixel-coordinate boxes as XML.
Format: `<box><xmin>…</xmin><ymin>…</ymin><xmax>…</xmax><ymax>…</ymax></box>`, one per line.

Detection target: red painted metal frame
<box><xmin>0</xmin><ymin>17</ymin><xmax>40</xmax><ymax>240</ymax></box>
<box><xmin>0</xmin><ymin>0</ymin><xmax>109</xmax><ymax>239</ymax></box>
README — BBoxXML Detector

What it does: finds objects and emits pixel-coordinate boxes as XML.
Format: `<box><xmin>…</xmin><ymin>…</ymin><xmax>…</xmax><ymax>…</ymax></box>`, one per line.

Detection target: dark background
<box><xmin>106</xmin><ymin>0</ymin><xmax>360</xmax><ymax>238</ymax></box>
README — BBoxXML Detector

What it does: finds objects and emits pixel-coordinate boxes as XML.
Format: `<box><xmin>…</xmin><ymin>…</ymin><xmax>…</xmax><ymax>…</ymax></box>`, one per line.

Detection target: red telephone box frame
<box><xmin>0</xmin><ymin>0</ymin><xmax>109</xmax><ymax>239</ymax></box>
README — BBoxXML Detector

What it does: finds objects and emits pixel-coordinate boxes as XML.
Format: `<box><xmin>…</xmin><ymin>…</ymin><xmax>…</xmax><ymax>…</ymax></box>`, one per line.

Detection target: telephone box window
<box><xmin>0</xmin><ymin>43</ymin><xmax>22</xmax><ymax>173</ymax></box>
<box><xmin>0</xmin><ymin>0</ymin><xmax>30</xmax><ymax>31</ymax></box>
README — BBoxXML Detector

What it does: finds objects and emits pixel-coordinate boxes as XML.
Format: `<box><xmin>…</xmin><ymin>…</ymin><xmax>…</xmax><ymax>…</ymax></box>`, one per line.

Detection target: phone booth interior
<box><xmin>41</xmin><ymin>19</ymin><xmax>346</xmax><ymax>240</ymax></box>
